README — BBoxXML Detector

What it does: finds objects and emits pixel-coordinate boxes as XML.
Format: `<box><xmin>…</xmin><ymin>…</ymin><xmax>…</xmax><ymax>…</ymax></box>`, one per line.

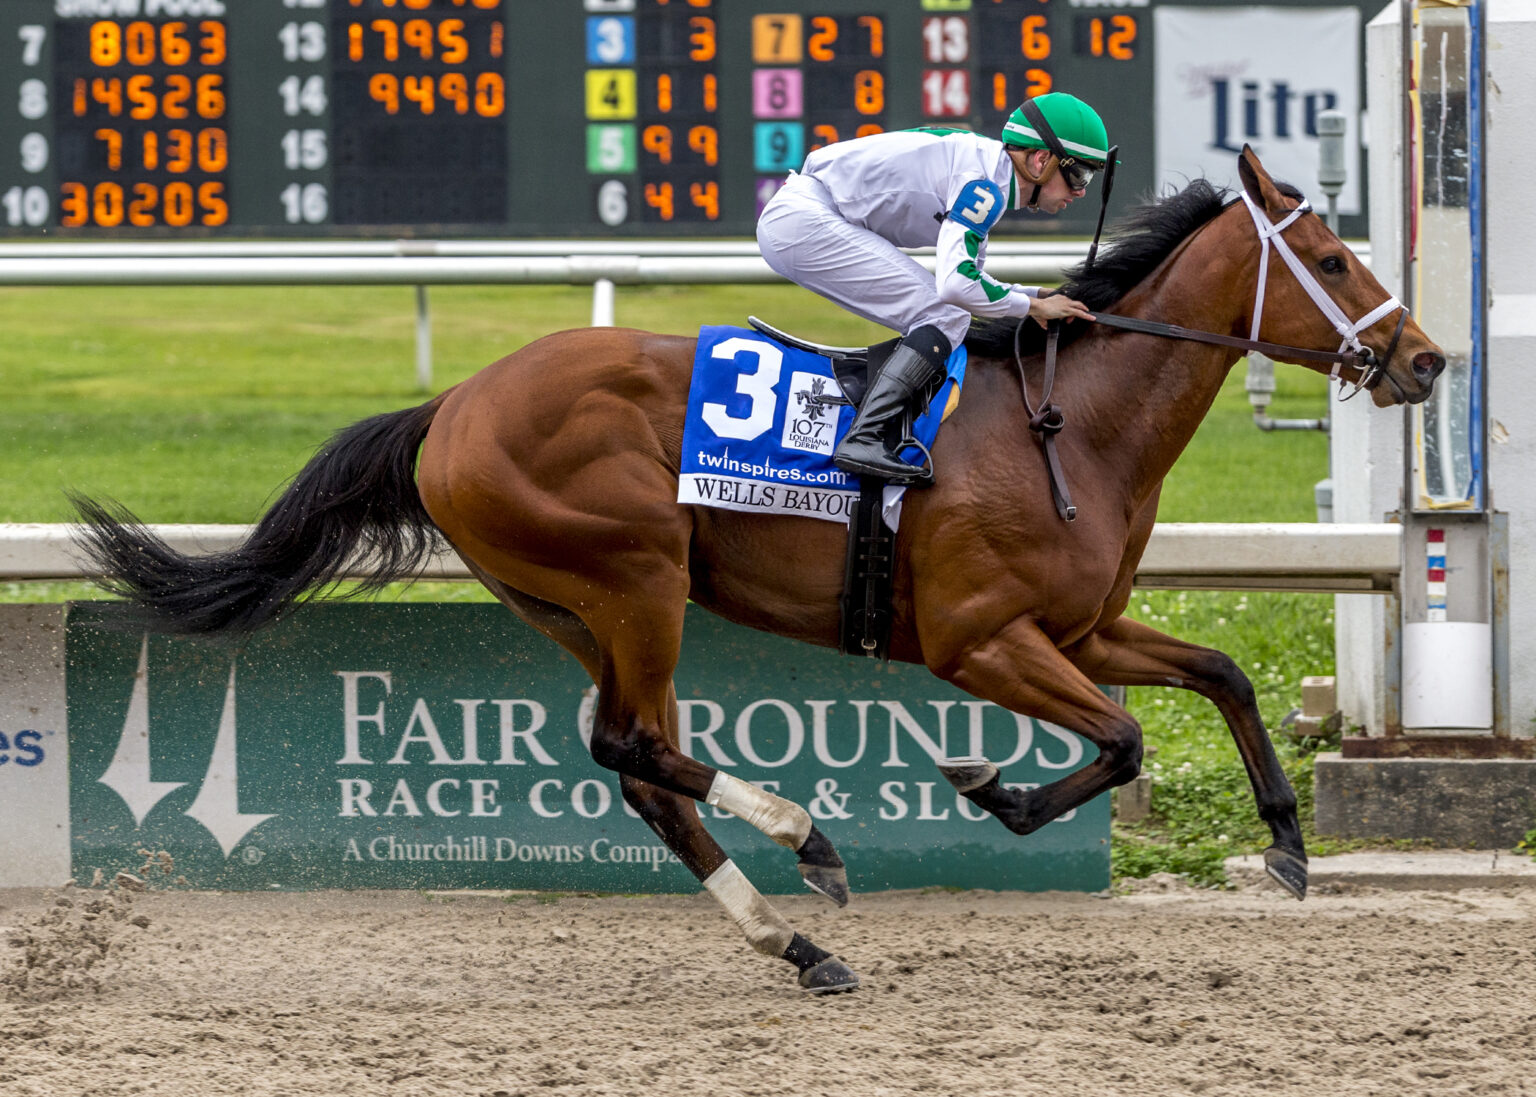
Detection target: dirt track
<box><xmin>3</xmin><ymin>879</ymin><xmax>1534</xmax><ymax>1096</ymax></box>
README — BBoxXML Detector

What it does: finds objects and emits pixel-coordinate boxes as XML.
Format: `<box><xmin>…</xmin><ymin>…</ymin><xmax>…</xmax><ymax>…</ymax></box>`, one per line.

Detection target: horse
<box><xmin>72</xmin><ymin>148</ymin><xmax>1444</xmax><ymax>994</ymax></box>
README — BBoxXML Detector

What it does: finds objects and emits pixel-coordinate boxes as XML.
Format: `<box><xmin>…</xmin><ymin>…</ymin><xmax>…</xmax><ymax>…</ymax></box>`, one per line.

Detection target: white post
<box><xmin>414</xmin><ymin>284</ymin><xmax>432</xmax><ymax>390</ymax></box>
<box><xmin>591</xmin><ymin>277</ymin><xmax>615</xmax><ymax>327</ymax></box>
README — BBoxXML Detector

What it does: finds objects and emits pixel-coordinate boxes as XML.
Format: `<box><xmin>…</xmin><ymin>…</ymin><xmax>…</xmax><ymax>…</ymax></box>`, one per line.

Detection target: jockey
<box><xmin>756</xmin><ymin>92</ymin><xmax>1110</xmax><ymax>485</ymax></box>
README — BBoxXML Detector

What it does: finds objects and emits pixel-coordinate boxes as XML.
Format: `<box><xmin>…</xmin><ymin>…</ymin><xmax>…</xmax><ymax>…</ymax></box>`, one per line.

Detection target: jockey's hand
<box><xmin>1028</xmin><ymin>293</ymin><xmax>1095</xmax><ymax>327</ymax></box>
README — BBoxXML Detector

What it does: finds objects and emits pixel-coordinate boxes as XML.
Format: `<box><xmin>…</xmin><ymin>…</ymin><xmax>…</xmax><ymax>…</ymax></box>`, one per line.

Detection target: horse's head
<box><xmin>1235</xmin><ymin>146</ymin><xmax>1445</xmax><ymax>407</ymax></box>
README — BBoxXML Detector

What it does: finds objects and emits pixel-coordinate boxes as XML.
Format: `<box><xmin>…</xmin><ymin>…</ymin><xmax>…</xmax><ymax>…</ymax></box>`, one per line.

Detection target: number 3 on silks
<box><xmin>948</xmin><ymin>179</ymin><xmax>1004</xmax><ymax>234</ymax></box>
<box><xmin>702</xmin><ymin>337</ymin><xmax>782</xmax><ymax>440</ymax></box>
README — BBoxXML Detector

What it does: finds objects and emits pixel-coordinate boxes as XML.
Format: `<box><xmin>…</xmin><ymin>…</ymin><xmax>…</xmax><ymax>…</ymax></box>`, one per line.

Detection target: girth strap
<box><xmin>1016</xmin><ymin>319</ymin><xmax>1076</xmax><ymax>522</ymax></box>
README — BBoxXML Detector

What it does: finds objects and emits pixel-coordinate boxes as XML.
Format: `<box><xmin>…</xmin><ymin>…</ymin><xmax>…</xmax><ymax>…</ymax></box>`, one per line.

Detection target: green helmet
<box><xmin>1001</xmin><ymin>93</ymin><xmax>1110</xmax><ymax>166</ymax></box>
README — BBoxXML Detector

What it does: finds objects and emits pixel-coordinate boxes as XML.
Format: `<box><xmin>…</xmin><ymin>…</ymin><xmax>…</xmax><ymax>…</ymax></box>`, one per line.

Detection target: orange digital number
<box><xmin>124</xmin><ymin>21</ymin><xmax>154</xmax><ymax>65</ymax></box>
<box><xmin>702</xmin><ymin>74</ymin><xmax>718</xmax><ymax>113</ymax></box>
<box><xmin>126</xmin><ymin>74</ymin><xmax>154</xmax><ymax>119</ymax></box>
<box><xmin>855</xmin><ymin>124</ymin><xmax>883</xmax><ymax>139</ymax></box>
<box><xmin>810</xmin><ymin>124</ymin><xmax>838</xmax><ymax>151</ymax></box>
<box><xmin>91</xmin><ymin>77</ymin><xmax>124</xmax><ymax>117</ymax></box>
<box><xmin>196</xmin><ymin>74</ymin><xmax>225</xmax><ymax>119</ymax></box>
<box><xmin>854</xmin><ymin>71</ymin><xmax>883</xmax><ymax>116</ymax></box>
<box><xmin>93</xmin><ymin>182</ymin><xmax>124</xmax><ymax>227</ymax></box>
<box><xmin>644</xmin><ymin>182</ymin><xmax>675</xmax><ymax>221</ymax></box>
<box><xmin>1026</xmin><ymin>68</ymin><xmax>1052</xmax><ymax>97</ymax></box>
<box><xmin>1021</xmin><ymin>15</ymin><xmax>1050</xmax><ymax>61</ymax></box>
<box><xmin>401</xmin><ymin>18</ymin><xmax>434</xmax><ymax>59</ymax></box>
<box><xmin>369</xmin><ymin>73</ymin><xmax>399</xmax><ymax>114</ymax></box>
<box><xmin>858</xmin><ymin>16</ymin><xmax>884</xmax><ymax>58</ymax></box>
<box><xmin>61</xmin><ymin>182</ymin><xmax>88</xmax><ymax>226</ymax></box>
<box><xmin>129</xmin><ymin>182</ymin><xmax>157</xmax><ymax>227</ymax></box>
<box><xmin>642</xmin><ymin>124</ymin><xmax>673</xmax><ymax>164</ymax></box>
<box><xmin>403</xmin><ymin>74</ymin><xmax>435</xmax><ymax>114</ymax></box>
<box><xmin>439</xmin><ymin>19</ymin><xmax>469</xmax><ymax>63</ymax></box>
<box><xmin>165</xmin><ymin>128</ymin><xmax>193</xmax><ymax>172</ymax></box>
<box><xmin>440</xmin><ymin>72</ymin><xmax>469</xmax><ymax>114</ymax></box>
<box><xmin>474</xmin><ymin>72</ymin><xmax>504</xmax><ymax>117</ymax></box>
<box><xmin>655</xmin><ymin>74</ymin><xmax>672</xmax><ymax>113</ymax></box>
<box><xmin>199</xmin><ymin>181</ymin><xmax>229</xmax><ymax>227</ymax></box>
<box><xmin>90</xmin><ymin>21</ymin><xmax>121</xmax><ymax>66</ymax></box>
<box><xmin>94</xmin><ymin>128</ymin><xmax>123</xmax><ymax>169</ymax></box>
<box><xmin>163</xmin><ymin>74</ymin><xmax>191</xmax><ymax>119</ymax></box>
<box><xmin>160</xmin><ymin>22</ymin><xmax>192</xmax><ymax>65</ymax></box>
<box><xmin>199</xmin><ymin>21</ymin><xmax>227</xmax><ymax>66</ymax></box>
<box><xmin>1106</xmin><ymin>15</ymin><xmax>1136</xmax><ymax>60</ymax></box>
<box><xmin>687</xmin><ymin>125</ymin><xmax>718</xmax><ymax>166</ymax></box>
<box><xmin>808</xmin><ymin>16</ymin><xmax>836</xmax><ymax>62</ymax></box>
<box><xmin>689</xmin><ymin>16</ymin><xmax>716</xmax><ymax>62</ymax></box>
<box><xmin>370</xmin><ymin>19</ymin><xmax>400</xmax><ymax>60</ymax></box>
<box><xmin>690</xmin><ymin>181</ymin><xmax>719</xmax><ymax>221</ymax></box>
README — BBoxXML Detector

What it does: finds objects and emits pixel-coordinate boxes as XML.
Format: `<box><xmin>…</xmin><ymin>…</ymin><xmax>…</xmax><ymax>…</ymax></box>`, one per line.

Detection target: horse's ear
<box><xmin>1236</xmin><ymin>144</ymin><xmax>1286</xmax><ymax>216</ymax></box>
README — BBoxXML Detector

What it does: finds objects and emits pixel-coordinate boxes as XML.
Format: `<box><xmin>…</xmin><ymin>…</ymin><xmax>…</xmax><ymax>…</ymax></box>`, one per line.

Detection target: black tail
<box><xmin>70</xmin><ymin>397</ymin><xmax>446</xmax><ymax>636</ymax></box>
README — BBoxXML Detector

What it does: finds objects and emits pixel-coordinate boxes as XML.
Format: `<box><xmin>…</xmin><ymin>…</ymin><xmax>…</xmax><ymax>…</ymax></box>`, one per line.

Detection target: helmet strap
<box><xmin>1011</xmin><ymin>148</ymin><xmax>1058</xmax><ymax>209</ymax></box>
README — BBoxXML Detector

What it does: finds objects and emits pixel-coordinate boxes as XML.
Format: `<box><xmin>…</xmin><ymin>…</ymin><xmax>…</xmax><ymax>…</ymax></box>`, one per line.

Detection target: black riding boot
<box><xmin>833</xmin><ymin>328</ymin><xmax>949</xmax><ymax>485</ymax></box>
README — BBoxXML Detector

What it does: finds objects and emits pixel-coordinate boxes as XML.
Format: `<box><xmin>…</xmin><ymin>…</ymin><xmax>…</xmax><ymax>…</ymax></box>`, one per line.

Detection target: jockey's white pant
<box><xmin>756</xmin><ymin>172</ymin><xmax>972</xmax><ymax>351</ymax></box>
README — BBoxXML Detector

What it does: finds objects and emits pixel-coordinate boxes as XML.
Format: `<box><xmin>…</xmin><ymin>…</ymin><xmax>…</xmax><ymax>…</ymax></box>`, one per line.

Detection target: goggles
<box><xmin>1058</xmin><ymin>158</ymin><xmax>1099</xmax><ymax>191</ymax></box>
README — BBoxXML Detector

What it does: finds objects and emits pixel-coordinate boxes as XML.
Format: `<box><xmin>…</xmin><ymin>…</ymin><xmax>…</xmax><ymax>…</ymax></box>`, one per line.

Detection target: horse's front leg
<box><xmin>1069</xmin><ymin>614</ymin><xmax>1307</xmax><ymax>899</ymax></box>
<box><xmin>929</xmin><ymin>617</ymin><xmax>1146</xmax><ymax>837</ymax></box>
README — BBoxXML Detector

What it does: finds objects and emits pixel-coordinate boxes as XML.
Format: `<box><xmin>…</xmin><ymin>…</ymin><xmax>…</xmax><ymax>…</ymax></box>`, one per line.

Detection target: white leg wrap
<box><xmin>703</xmin><ymin>860</ymin><xmax>795</xmax><ymax>958</ymax></box>
<box><xmin>706</xmin><ymin>772</ymin><xmax>813</xmax><ymax>850</ymax></box>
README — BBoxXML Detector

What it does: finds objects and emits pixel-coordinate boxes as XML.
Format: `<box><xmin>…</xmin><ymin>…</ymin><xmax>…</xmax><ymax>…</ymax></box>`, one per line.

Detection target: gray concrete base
<box><xmin>1314</xmin><ymin>752</ymin><xmax>1536</xmax><ymax>848</ymax></box>
<box><xmin>1227</xmin><ymin>849</ymin><xmax>1536</xmax><ymax>891</ymax></box>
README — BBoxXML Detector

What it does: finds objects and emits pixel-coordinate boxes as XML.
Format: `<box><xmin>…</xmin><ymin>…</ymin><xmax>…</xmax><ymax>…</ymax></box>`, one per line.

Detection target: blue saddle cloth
<box><xmin>677</xmin><ymin>325</ymin><xmax>967</xmax><ymax>524</ymax></box>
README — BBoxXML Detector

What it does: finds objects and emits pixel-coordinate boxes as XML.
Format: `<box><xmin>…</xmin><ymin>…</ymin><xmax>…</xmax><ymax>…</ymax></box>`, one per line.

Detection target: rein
<box><xmin>1015</xmin><ymin>319</ymin><xmax>1076</xmax><ymax>522</ymax></box>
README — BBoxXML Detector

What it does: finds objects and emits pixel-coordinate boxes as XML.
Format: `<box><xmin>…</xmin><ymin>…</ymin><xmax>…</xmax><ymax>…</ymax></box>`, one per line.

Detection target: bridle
<box><xmin>1088</xmin><ymin>193</ymin><xmax>1410</xmax><ymax>400</ymax></box>
<box><xmin>1016</xmin><ymin>189</ymin><xmax>1412</xmax><ymax>522</ymax></box>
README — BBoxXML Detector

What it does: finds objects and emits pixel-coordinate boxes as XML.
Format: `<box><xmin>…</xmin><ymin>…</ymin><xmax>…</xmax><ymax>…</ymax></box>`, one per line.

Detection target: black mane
<box><xmin>964</xmin><ymin>178</ymin><xmax>1235</xmax><ymax>360</ymax></box>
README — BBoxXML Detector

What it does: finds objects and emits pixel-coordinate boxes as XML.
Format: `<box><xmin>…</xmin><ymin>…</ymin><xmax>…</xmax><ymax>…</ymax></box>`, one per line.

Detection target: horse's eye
<box><xmin>1320</xmin><ymin>255</ymin><xmax>1346</xmax><ymax>275</ymax></box>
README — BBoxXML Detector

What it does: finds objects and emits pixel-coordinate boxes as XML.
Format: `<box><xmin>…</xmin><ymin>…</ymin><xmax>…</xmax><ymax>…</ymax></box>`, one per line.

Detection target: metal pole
<box><xmin>591</xmin><ymin>277</ymin><xmax>615</xmax><ymax>326</ymax></box>
<box><xmin>414</xmin><ymin>284</ymin><xmax>432</xmax><ymax>391</ymax></box>
<box><xmin>1316</xmin><ymin>109</ymin><xmax>1347</xmax><ymax>236</ymax></box>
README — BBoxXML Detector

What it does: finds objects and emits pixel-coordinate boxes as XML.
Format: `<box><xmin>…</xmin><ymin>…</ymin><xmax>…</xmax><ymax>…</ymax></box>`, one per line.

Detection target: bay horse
<box><xmin>73</xmin><ymin>149</ymin><xmax>1443</xmax><ymax>993</ymax></box>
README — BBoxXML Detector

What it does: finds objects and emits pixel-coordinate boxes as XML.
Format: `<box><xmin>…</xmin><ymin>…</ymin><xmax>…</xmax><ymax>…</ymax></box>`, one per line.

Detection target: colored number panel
<box><xmin>585</xmin><ymin>69</ymin><xmax>638</xmax><ymax>120</ymax></box>
<box><xmin>587</xmin><ymin>123</ymin><xmax>636</xmax><ymax>173</ymax></box>
<box><xmin>753</xmin><ymin>69</ymin><xmax>803</xmax><ymax>120</ymax></box>
<box><xmin>752</xmin><ymin>14</ymin><xmax>803</xmax><ymax>63</ymax></box>
<box><xmin>586</xmin><ymin>16</ymin><xmax>635</xmax><ymax>66</ymax></box>
<box><xmin>754</xmin><ymin>122</ymin><xmax>803</xmax><ymax>173</ymax></box>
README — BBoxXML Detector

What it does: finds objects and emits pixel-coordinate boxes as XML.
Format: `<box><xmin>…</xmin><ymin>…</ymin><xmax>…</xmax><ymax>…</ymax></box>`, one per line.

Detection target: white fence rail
<box><xmin>0</xmin><ymin>522</ymin><xmax>1401</xmax><ymax>594</ymax></box>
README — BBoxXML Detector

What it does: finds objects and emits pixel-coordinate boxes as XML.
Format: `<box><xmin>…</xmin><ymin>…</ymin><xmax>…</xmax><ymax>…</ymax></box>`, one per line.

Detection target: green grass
<box><xmin>1</xmin><ymin>279</ymin><xmax>1348</xmax><ymax>886</ymax></box>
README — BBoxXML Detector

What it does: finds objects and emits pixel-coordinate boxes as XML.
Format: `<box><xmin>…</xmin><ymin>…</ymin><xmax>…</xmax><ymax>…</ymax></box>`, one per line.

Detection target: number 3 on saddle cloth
<box><xmin>678</xmin><ymin>325</ymin><xmax>968</xmax><ymax>530</ymax></box>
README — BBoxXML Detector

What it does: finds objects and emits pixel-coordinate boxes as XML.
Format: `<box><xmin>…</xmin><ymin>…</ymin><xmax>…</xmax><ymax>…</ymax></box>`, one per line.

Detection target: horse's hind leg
<box><xmin>1069</xmin><ymin>616</ymin><xmax>1308</xmax><ymax>899</ymax></box>
<box><xmin>466</xmin><ymin>563</ymin><xmax>857</xmax><ymax>991</ymax></box>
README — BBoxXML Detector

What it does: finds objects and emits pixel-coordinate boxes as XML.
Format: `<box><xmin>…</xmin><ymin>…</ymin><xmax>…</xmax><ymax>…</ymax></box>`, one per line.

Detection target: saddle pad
<box><xmin>678</xmin><ymin>325</ymin><xmax>966</xmax><ymax>525</ymax></box>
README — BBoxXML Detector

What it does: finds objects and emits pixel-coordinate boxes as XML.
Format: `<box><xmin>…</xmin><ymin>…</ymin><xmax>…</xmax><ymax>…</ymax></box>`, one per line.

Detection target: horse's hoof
<box><xmin>937</xmin><ymin>756</ymin><xmax>998</xmax><ymax>794</ymax></box>
<box><xmin>1263</xmin><ymin>847</ymin><xmax>1309</xmax><ymax>900</ymax></box>
<box><xmin>798</xmin><ymin>957</ymin><xmax>860</xmax><ymax>994</ymax></box>
<box><xmin>798</xmin><ymin>861</ymin><xmax>850</xmax><ymax>908</ymax></box>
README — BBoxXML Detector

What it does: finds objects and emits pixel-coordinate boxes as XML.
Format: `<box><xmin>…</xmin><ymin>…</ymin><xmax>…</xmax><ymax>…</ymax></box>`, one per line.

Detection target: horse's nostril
<box><xmin>1413</xmin><ymin>352</ymin><xmax>1445</xmax><ymax>383</ymax></box>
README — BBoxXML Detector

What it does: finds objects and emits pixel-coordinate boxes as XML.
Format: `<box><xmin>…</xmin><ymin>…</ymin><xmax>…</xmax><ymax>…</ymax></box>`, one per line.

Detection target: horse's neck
<box><xmin>1068</xmin><ymin>216</ymin><xmax>1254</xmax><ymax>502</ymax></box>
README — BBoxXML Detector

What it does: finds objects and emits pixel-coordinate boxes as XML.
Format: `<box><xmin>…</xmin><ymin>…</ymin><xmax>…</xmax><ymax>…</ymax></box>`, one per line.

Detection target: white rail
<box><xmin>0</xmin><ymin>522</ymin><xmax>1401</xmax><ymax>594</ymax></box>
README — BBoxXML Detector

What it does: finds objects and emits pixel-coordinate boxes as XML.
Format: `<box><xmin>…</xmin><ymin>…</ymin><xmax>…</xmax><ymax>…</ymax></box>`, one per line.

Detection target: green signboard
<box><xmin>66</xmin><ymin>602</ymin><xmax>1109</xmax><ymax>893</ymax></box>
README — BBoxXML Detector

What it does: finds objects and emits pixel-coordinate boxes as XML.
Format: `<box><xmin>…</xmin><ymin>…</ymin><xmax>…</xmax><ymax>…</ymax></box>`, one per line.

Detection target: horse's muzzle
<box><xmin>1412</xmin><ymin>350</ymin><xmax>1446</xmax><ymax>388</ymax></box>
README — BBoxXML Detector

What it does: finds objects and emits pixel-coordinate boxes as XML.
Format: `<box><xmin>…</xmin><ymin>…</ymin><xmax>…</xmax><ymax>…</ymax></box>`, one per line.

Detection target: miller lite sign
<box><xmin>1154</xmin><ymin>6</ymin><xmax>1362</xmax><ymax>215</ymax></box>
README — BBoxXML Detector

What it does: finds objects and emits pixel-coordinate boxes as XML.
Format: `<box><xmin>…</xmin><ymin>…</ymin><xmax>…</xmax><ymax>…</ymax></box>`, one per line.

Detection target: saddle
<box><xmin>748</xmin><ymin>317</ymin><xmax>903</xmax><ymax>661</ymax></box>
